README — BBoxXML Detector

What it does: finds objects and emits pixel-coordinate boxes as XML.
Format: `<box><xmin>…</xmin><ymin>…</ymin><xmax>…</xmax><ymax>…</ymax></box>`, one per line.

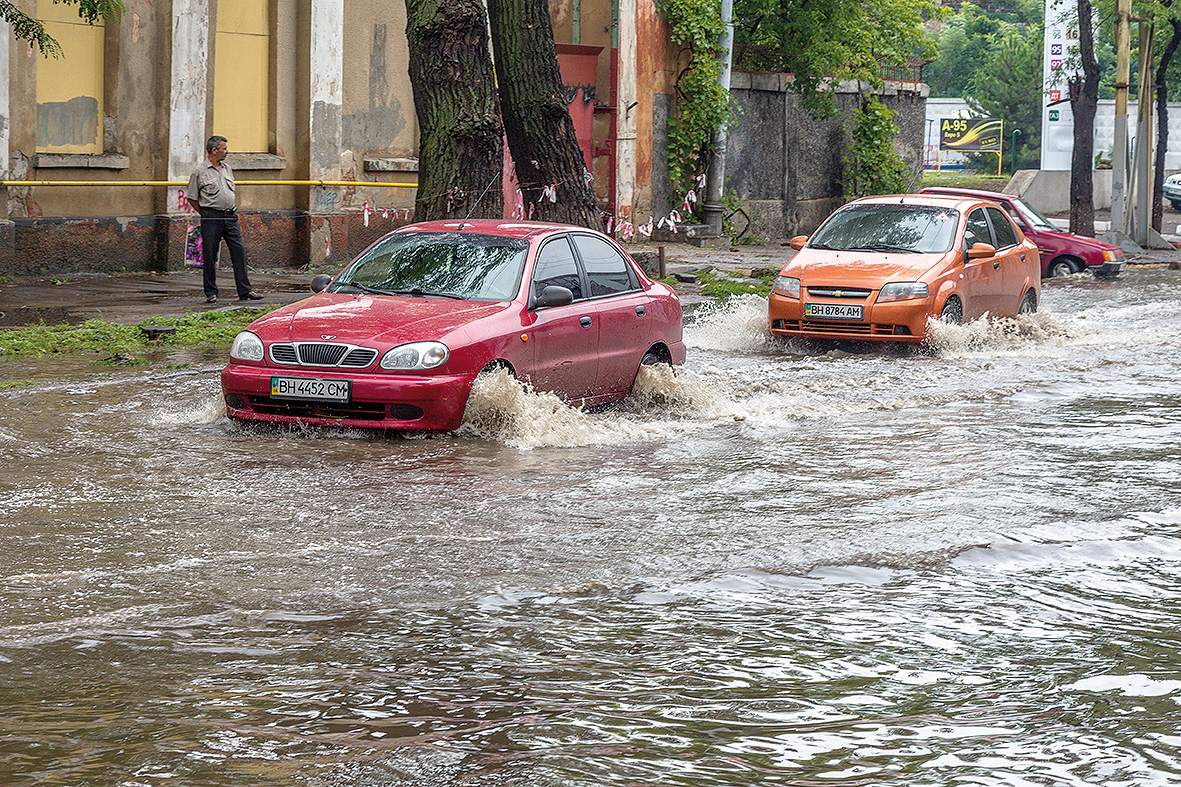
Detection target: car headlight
<box><xmin>380</xmin><ymin>341</ymin><xmax>449</xmax><ymax>370</ymax></box>
<box><xmin>229</xmin><ymin>331</ymin><xmax>265</xmax><ymax>362</ymax></box>
<box><xmin>876</xmin><ymin>282</ymin><xmax>929</xmax><ymax>303</ymax></box>
<box><xmin>772</xmin><ymin>276</ymin><xmax>800</xmax><ymax>298</ymax></box>
<box><xmin>1104</xmin><ymin>248</ymin><xmax>1124</xmax><ymax>261</ymax></box>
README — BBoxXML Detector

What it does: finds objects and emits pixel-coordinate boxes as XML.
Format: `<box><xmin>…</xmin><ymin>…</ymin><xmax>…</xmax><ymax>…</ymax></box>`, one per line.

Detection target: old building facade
<box><xmin>1</xmin><ymin>1</ymin><xmax>924</xmax><ymax>275</ymax></box>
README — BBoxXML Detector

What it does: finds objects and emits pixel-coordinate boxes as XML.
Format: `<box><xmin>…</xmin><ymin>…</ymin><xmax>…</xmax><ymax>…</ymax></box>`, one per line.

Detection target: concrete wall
<box><xmin>721</xmin><ymin>73</ymin><xmax>928</xmax><ymax>240</ymax></box>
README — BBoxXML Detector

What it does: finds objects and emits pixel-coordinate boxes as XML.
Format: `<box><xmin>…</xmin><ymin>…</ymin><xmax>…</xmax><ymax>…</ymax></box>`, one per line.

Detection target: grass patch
<box><xmin>698</xmin><ymin>269</ymin><xmax>776</xmax><ymax>300</ymax></box>
<box><xmin>0</xmin><ymin>379</ymin><xmax>35</xmax><ymax>389</ymax></box>
<box><xmin>920</xmin><ymin>171</ymin><xmax>1011</xmax><ymax>192</ymax></box>
<box><xmin>0</xmin><ymin>307</ymin><xmax>279</xmax><ymax>359</ymax></box>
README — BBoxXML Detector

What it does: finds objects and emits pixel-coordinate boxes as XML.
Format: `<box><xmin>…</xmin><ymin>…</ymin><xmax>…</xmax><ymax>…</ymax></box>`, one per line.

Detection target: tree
<box><xmin>1153</xmin><ymin>5</ymin><xmax>1180</xmax><ymax>231</ymax></box>
<box><xmin>487</xmin><ymin>0</ymin><xmax>599</xmax><ymax>226</ymax></box>
<box><xmin>404</xmin><ymin>0</ymin><xmax>504</xmax><ymax>220</ymax></box>
<box><xmin>2</xmin><ymin>0</ymin><xmax>123</xmax><ymax>57</ymax></box>
<box><xmin>733</xmin><ymin>0</ymin><xmax>942</xmax><ymax>116</ymax></box>
<box><xmin>1067</xmin><ymin>0</ymin><xmax>1101</xmax><ymax>236</ymax></box>
<box><xmin>966</xmin><ymin>29</ymin><xmax>1043</xmax><ymax>170</ymax></box>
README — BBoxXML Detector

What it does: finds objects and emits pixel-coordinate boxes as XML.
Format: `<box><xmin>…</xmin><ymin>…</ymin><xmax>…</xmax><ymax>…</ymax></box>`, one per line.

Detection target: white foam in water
<box><xmin>458</xmin><ymin>366</ymin><xmax>739</xmax><ymax>449</ymax></box>
<box><xmin>685</xmin><ymin>294</ymin><xmax>774</xmax><ymax>352</ymax></box>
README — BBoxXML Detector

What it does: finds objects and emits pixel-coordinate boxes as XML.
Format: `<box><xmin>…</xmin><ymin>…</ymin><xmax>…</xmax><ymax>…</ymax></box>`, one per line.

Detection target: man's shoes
<box><xmin>239</xmin><ymin>291</ymin><xmax>264</xmax><ymax>301</ymax></box>
<box><xmin>205</xmin><ymin>294</ymin><xmax>218</xmax><ymax>303</ymax></box>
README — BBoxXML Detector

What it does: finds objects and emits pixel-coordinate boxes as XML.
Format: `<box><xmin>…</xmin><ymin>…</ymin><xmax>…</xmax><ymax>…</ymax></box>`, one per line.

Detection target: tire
<box><xmin>1019</xmin><ymin>289</ymin><xmax>1037</xmax><ymax>314</ymax></box>
<box><xmin>1048</xmin><ymin>258</ymin><xmax>1076</xmax><ymax>278</ymax></box>
<box><xmin>939</xmin><ymin>297</ymin><xmax>963</xmax><ymax>325</ymax></box>
<box><xmin>641</xmin><ymin>352</ymin><xmax>662</xmax><ymax>366</ymax></box>
<box><xmin>1171</xmin><ymin>200</ymin><xmax>1181</xmax><ymax>211</ymax></box>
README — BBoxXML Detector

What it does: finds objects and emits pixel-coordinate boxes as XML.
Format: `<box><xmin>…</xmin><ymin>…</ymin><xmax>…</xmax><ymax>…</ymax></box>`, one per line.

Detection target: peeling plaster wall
<box><xmin>167</xmin><ymin>0</ymin><xmax>209</xmax><ymax>214</ymax></box>
<box><xmin>1</xmin><ymin>17</ymin><xmax>10</xmax><ymax>181</ymax></box>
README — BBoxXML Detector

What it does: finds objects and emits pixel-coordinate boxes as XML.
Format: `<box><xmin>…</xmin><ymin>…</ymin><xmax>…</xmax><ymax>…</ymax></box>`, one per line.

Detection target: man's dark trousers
<box><xmin>199</xmin><ymin>207</ymin><xmax>252</xmax><ymax>299</ymax></box>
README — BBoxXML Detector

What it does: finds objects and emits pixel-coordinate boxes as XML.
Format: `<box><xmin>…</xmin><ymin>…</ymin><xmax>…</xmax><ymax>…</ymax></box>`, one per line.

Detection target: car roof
<box><xmin>394</xmin><ymin>219</ymin><xmax>592</xmax><ymax>240</ymax></box>
<box><xmin>849</xmin><ymin>193</ymin><xmax>989</xmax><ymax>210</ymax></box>
<box><xmin>919</xmin><ymin>186</ymin><xmax>1016</xmax><ymax>202</ymax></box>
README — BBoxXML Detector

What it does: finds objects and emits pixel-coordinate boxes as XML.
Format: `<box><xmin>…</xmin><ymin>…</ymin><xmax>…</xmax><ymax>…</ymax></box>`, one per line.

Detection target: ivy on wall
<box><xmin>661</xmin><ymin>0</ymin><xmax>735</xmax><ymax>206</ymax></box>
<box><xmin>843</xmin><ymin>95</ymin><xmax>912</xmax><ymax>200</ymax></box>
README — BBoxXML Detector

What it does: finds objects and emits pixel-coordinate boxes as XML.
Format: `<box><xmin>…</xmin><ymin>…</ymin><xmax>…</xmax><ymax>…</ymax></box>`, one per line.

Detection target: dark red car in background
<box><xmin>921</xmin><ymin>187</ymin><xmax>1125</xmax><ymax>278</ymax></box>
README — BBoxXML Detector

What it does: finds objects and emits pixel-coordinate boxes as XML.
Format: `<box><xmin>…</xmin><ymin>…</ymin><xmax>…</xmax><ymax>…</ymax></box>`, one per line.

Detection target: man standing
<box><xmin>186</xmin><ymin>136</ymin><xmax>262</xmax><ymax>303</ymax></box>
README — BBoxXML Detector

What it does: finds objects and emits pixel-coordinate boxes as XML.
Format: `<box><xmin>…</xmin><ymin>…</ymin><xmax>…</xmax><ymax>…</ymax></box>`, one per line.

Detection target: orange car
<box><xmin>768</xmin><ymin>194</ymin><xmax>1041</xmax><ymax>344</ymax></box>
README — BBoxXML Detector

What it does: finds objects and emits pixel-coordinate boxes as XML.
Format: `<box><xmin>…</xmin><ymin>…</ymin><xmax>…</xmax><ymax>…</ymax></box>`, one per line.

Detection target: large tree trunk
<box><xmin>488</xmin><ymin>0</ymin><xmax>600</xmax><ymax>228</ymax></box>
<box><xmin>1153</xmin><ymin>15</ymin><xmax>1180</xmax><ymax>233</ymax></box>
<box><xmin>405</xmin><ymin>0</ymin><xmax>504</xmax><ymax>221</ymax></box>
<box><xmin>1068</xmin><ymin>0</ymin><xmax>1101</xmax><ymax>237</ymax></box>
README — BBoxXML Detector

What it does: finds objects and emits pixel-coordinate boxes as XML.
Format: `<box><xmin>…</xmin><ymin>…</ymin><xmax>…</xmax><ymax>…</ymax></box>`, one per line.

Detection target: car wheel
<box><xmin>1171</xmin><ymin>200</ymin><xmax>1181</xmax><ymax>211</ymax></box>
<box><xmin>1048</xmin><ymin>258</ymin><xmax>1076</xmax><ymax>277</ymax></box>
<box><xmin>1019</xmin><ymin>289</ymin><xmax>1037</xmax><ymax>314</ymax></box>
<box><xmin>641</xmin><ymin>352</ymin><xmax>662</xmax><ymax>366</ymax></box>
<box><xmin>939</xmin><ymin>297</ymin><xmax>963</xmax><ymax>325</ymax></box>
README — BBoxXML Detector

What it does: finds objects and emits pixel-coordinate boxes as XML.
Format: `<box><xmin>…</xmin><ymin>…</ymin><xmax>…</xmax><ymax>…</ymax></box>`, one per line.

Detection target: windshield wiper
<box><xmin>335</xmin><ymin>281</ymin><xmax>398</xmax><ymax>296</ymax></box>
<box><xmin>849</xmin><ymin>243</ymin><xmax>917</xmax><ymax>254</ymax></box>
<box><xmin>390</xmin><ymin>288</ymin><xmax>466</xmax><ymax>300</ymax></box>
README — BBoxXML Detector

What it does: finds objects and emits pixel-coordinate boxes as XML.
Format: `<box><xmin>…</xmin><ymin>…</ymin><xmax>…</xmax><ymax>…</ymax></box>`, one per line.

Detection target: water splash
<box><xmin>924</xmin><ymin>311</ymin><xmax>1079</xmax><ymax>356</ymax></box>
<box><xmin>458</xmin><ymin>366</ymin><xmax>738</xmax><ymax>448</ymax></box>
<box><xmin>685</xmin><ymin>294</ymin><xmax>773</xmax><ymax>352</ymax></box>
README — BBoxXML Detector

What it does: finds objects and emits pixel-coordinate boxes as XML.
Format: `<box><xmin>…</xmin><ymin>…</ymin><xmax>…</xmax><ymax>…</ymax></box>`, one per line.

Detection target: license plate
<box><xmin>270</xmin><ymin>376</ymin><xmax>351</xmax><ymax>402</ymax></box>
<box><xmin>804</xmin><ymin>302</ymin><xmax>863</xmax><ymax>320</ymax></box>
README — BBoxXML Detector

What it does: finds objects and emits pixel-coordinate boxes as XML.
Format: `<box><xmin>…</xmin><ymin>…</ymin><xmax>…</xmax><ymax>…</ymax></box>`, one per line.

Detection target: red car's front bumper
<box><xmin>221</xmin><ymin>364</ymin><xmax>478</xmax><ymax>432</ymax></box>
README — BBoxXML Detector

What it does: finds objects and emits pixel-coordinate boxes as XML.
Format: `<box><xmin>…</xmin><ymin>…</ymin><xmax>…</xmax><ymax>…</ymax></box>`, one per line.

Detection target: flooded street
<box><xmin>3</xmin><ymin>267</ymin><xmax>1181</xmax><ymax>786</ymax></box>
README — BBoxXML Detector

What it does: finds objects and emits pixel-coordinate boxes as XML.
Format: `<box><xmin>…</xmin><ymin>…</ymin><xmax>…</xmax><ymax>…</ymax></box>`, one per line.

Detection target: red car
<box><xmin>221</xmin><ymin>220</ymin><xmax>686</xmax><ymax>432</ymax></box>
<box><xmin>921</xmin><ymin>187</ymin><xmax>1125</xmax><ymax>278</ymax></box>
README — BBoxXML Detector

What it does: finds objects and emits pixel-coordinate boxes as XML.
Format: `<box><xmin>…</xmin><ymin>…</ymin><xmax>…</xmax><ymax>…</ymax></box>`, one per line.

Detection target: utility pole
<box><xmin>1112</xmin><ymin>0</ymin><xmax>1131</xmax><ymax>234</ymax></box>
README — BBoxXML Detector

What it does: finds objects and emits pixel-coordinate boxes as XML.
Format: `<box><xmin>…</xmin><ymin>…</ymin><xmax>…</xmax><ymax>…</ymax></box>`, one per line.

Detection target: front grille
<box><xmin>247</xmin><ymin>396</ymin><xmax>391</xmax><ymax>420</ymax></box>
<box><xmin>805</xmin><ymin>287</ymin><xmax>872</xmax><ymax>299</ymax></box>
<box><xmin>773</xmin><ymin>319</ymin><xmax>903</xmax><ymax>337</ymax></box>
<box><xmin>269</xmin><ymin>342</ymin><xmax>379</xmax><ymax>368</ymax></box>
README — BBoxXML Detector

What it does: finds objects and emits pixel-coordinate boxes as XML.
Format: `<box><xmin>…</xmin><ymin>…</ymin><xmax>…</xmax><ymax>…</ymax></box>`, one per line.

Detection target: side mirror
<box><xmin>311</xmin><ymin>273</ymin><xmax>333</xmax><ymax>293</ymax></box>
<box><xmin>534</xmin><ymin>285</ymin><xmax>574</xmax><ymax>308</ymax></box>
<box><xmin>967</xmin><ymin>242</ymin><xmax>996</xmax><ymax>260</ymax></box>
<box><xmin>789</xmin><ymin>235</ymin><xmax>809</xmax><ymax>250</ymax></box>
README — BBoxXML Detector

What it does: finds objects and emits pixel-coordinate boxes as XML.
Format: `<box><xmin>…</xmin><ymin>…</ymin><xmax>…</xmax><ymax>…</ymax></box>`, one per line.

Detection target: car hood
<box><xmin>1030</xmin><ymin>227</ymin><xmax>1119</xmax><ymax>250</ymax></box>
<box><xmin>248</xmin><ymin>293</ymin><xmax>513</xmax><ymax>346</ymax></box>
<box><xmin>786</xmin><ymin>249</ymin><xmax>947</xmax><ymax>287</ymax></box>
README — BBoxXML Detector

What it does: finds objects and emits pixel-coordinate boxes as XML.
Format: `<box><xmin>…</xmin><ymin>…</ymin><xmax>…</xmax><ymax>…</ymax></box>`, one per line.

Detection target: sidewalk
<box><xmin>0</xmin><ymin>237</ymin><xmax>1177</xmax><ymax>329</ymax></box>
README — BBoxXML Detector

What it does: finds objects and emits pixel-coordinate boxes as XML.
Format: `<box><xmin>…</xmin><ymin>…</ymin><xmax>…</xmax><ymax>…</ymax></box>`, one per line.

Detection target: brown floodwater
<box><xmin>3</xmin><ymin>268</ymin><xmax>1181</xmax><ymax>786</ymax></box>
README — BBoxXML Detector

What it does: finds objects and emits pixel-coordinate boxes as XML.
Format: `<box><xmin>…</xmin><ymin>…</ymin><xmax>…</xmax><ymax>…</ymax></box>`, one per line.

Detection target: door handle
<box><xmin>635</xmin><ymin>305</ymin><xmax>646</xmax><ymax>316</ymax></box>
<box><xmin>580</xmin><ymin>316</ymin><xmax>592</xmax><ymax>327</ymax></box>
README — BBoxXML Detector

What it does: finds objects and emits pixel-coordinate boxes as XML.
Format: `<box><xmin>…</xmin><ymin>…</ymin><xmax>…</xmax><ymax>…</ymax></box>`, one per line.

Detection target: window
<box><xmin>573</xmin><ymin>234</ymin><xmax>635</xmax><ymax>296</ymax></box>
<box><xmin>986</xmin><ymin>206</ymin><xmax>1019</xmax><ymax>250</ymax></box>
<box><xmin>213</xmin><ymin>0</ymin><xmax>270</xmax><ymax>152</ymax></box>
<box><xmin>531</xmin><ymin>238</ymin><xmax>583</xmax><ymax>301</ymax></box>
<box><xmin>36</xmin><ymin>4</ymin><xmax>104</xmax><ymax>153</ymax></box>
<box><xmin>964</xmin><ymin>209</ymin><xmax>991</xmax><ymax>250</ymax></box>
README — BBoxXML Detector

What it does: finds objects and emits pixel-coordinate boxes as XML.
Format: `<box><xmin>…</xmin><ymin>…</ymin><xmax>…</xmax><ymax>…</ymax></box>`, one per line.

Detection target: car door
<box><xmin>960</xmin><ymin>207</ymin><xmax>1003</xmax><ymax>319</ymax></box>
<box><xmin>570</xmin><ymin>233</ymin><xmax>649</xmax><ymax>396</ymax></box>
<box><xmin>523</xmin><ymin>235</ymin><xmax>598</xmax><ymax>400</ymax></box>
<box><xmin>984</xmin><ymin>205</ymin><xmax>1028</xmax><ymax>316</ymax></box>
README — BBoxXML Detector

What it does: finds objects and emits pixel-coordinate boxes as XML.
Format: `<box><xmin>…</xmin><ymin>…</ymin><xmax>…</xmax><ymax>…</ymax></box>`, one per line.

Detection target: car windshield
<box><xmin>329</xmin><ymin>232</ymin><xmax>527</xmax><ymax>301</ymax></box>
<box><xmin>1010</xmin><ymin>198</ymin><xmax>1058</xmax><ymax>231</ymax></box>
<box><xmin>808</xmin><ymin>204</ymin><xmax>960</xmax><ymax>254</ymax></box>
